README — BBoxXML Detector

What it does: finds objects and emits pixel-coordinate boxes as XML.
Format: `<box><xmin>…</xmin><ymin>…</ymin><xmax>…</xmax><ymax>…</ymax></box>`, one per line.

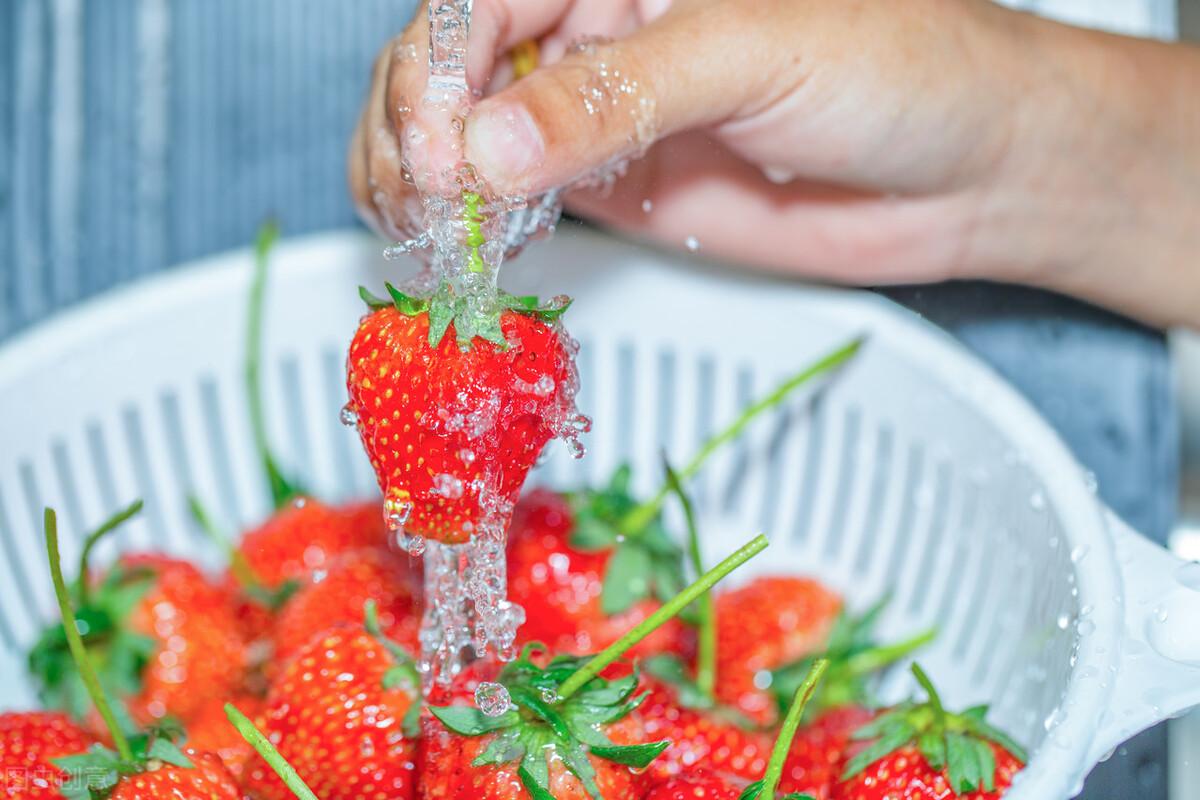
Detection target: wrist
<box><xmin>962</xmin><ymin>8</ymin><xmax>1200</xmax><ymax>326</ymax></box>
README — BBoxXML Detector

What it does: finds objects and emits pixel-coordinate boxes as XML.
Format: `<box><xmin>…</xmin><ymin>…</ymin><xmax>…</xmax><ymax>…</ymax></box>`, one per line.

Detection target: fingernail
<box><xmin>466</xmin><ymin>103</ymin><xmax>544</xmax><ymax>189</ymax></box>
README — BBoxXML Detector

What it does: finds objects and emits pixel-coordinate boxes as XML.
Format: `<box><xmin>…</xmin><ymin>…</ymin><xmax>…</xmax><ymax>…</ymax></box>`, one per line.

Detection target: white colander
<box><xmin>1</xmin><ymin>226</ymin><xmax>1198</xmax><ymax>798</ymax></box>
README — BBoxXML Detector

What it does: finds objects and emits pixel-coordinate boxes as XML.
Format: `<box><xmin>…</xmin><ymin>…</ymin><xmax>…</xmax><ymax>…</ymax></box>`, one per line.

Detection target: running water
<box><xmin>386</xmin><ymin>0</ymin><xmax>586</xmax><ymax>690</ymax></box>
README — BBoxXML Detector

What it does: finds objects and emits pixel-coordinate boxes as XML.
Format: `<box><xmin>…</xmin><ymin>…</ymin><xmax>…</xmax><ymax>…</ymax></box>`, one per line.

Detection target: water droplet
<box><xmin>473</xmin><ymin>682</ymin><xmax>512</xmax><ymax>716</ymax></box>
<box><xmin>641</xmin><ymin>199</ymin><xmax>653</xmax><ymax>213</ymax></box>
<box><xmin>458</xmin><ymin>448</ymin><xmax>476</xmax><ymax>465</ymax></box>
<box><xmin>1056</xmin><ymin>613</ymin><xmax>1072</xmax><ymax>630</ymax></box>
<box><xmin>339</xmin><ymin>403</ymin><xmax>358</xmax><ymax>426</ymax></box>
<box><xmin>684</xmin><ymin>236</ymin><xmax>700</xmax><ymax>252</ymax></box>
<box><xmin>1177</xmin><ymin>561</ymin><xmax>1200</xmax><ymax>590</ymax></box>
<box><xmin>1044</xmin><ymin>707</ymin><xmax>1068</xmax><ymax>731</ymax></box>
<box><xmin>1077</xmin><ymin>619</ymin><xmax>1096</xmax><ymax>636</ymax></box>
<box><xmin>1082</xmin><ymin>470</ymin><xmax>1099</xmax><ymax>494</ymax></box>
<box><xmin>1070</xmin><ymin>544</ymin><xmax>1090</xmax><ymax>563</ymax></box>
<box><xmin>383</xmin><ymin>495</ymin><xmax>413</xmax><ymax>531</ymax></box>
<box><xmin>539</xmin><ymin>687</ymin><xmax>559</xmax><ymax>704</ymax></box>
<box><xmin>566</xmin><ymin>438</ymin><xmax>586</xmax><ymax>459</ymax></box>
<box><xmin>1029</xmin><ymin>491</ymin><xmax>1046</xmax><ymax>511</ymax></box>
<box><xmin>1154</xmin><ymin>604</ymin><xmax>1169</xmax><ymax>623</ymax></box>
<box><xmin>533</xmin><ymin>374</ymin><xmax>556</xmax><ymax>397</ymax></box>
<box><xmin>404</xmin><ymin>532</ymin><xmax>427</xmax><ymax>557</ymax></box>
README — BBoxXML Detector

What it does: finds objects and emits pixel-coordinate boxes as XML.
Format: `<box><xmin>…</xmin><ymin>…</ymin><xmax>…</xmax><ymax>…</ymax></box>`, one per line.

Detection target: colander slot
<box><xmin>880</xmin><ymin>444</ymin><xmax>926</xmax><ymax>592</ymax></box>
<box><xmin>933</xmin><ymin>483</ymin><xmax>978</xmax><ymax>632</ymax></box>
<box><xmin>968</xmin><ymin>531</ymin><xmax>1024</xmax><ymax>686</ymax></box>
<box><xmin>905</xmin><ymin>460</ymin><xmax>953</xmax><ymax>616</ymax></box>
<box><xmin>690</xmin><ymin>355</ymin><xmax>717</xmax><ymax>509</ymax></box>
<box><xmin>654</xmin><ymin>348</ymin><xmax>678</xmax><ymax>474</ymax></box>
<box><xmin>0</xmin><ymin>488</ymin><xmax>24</xmax><ymax>648</ymax></box>
<box><xmin>120</xmin><ymin>406</ymin><xmax>169</xmax><ymax>551</ymax></box>
<box><xmin>851</xmin><ymin>425</ymin><xmax>895</xmax><ymax>577</ymax></box>
<box><xmin>718</xmin><ymin>364</ymin><xmax>755</xmax><ymax>515</ymax></box>
<box><xmin>951</xmin><ymin>517</ymin><xmax>998</xmax><ymax>663</ymax></box>
<box><xmin>821</xmin><ymin>406</ymin><xmax>862</xmax><ymax>562</ymax></box>
<box><xmin>85</xmin><ymin>422</ymin><xmax>122</xmax><ymax>543</ymax></box>
<box><xmin>158</xmin><ymin>389</ymin><xmax>207</xmax><ymax>549</ymax></box>
<box><xmin>788</xmin><ymin>393</ymin><xmax>826</xmax><ymax>545</ymax></box>
<box><xmin>0</xmin><ymin>476</ymin><xmax>40</xmax><ymax>642</ymax></box>
<box><xmin>50</xmin><ymin>440</ymin><xmax>86</xmax><ymax>537</ymax></box>
<box><xmin>615</xmin><ymin>342</ymin><xmax>636</xmax><ymax>466</ymax></box>
<box><xmin>277</xmin><ymin>355</ymin><xmax>312</xmax><ymax>489</ymax></box>
<box><xmin>753</xmin><ymin>402</ymin><xmax>794</xmax><ymax>536</ymax></box>
<box><xmin>198</xmin><ymin>376</ymin><xmax>245</xmax><ymax>524</ymax></box>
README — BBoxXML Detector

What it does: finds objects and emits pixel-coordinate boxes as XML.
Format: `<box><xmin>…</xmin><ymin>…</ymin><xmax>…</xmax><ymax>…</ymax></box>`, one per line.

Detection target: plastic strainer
<box><xmin>1</xmin><ymin>227</ymin><xmax>1198</xmax><ymax>798</ymax></box>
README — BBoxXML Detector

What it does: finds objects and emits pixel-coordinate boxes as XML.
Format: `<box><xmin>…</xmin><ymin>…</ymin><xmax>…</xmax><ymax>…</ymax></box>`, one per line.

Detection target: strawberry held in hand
<box><xmin>347</xmin><ymin>275</ymin><xmax>580</xmax><ymax>545</ymax></box>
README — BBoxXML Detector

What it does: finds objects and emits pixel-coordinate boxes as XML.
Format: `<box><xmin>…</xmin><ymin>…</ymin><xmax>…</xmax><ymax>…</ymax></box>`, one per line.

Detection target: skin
<box><xmin>349</xmin><ymin>0</ymin><xmax>1200</xmax><ymax>329</ymax></box>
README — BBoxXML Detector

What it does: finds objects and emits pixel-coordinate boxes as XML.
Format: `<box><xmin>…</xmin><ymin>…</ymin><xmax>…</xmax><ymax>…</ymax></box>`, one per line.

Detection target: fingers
<box><xmin>464</xmin><ymin>2</ymin><xmax>774</xmax><ymax>196</ymax></box>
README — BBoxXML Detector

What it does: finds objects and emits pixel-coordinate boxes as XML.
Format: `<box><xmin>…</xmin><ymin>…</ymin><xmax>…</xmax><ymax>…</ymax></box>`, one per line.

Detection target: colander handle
<box><xmin>1085</xmin><ymin>510</ymin><xmax>1200</xmax><ymax>765</ymax></box>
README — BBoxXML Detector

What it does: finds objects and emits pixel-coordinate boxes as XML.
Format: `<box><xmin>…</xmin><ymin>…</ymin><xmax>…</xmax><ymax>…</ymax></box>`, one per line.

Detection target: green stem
<box><xmin>225</xmin><ymin>703</ymin><xmax>319</xmax><ymax>800</ymax></box>
<box><xmin>621</xmin><ymin>337</ymin><xmax>864</xmax><ymax>535</ymax></box>
<box><xmin>247</xmin><ymin>220</ymin><xmax>294</xmax><ymax>509</ymax></box>
<box><xmin>558</xmin><ymin>534</ymin><xmax>769</xmax><ymax>702</ymax></box>
<box><xmin>911</xmin><ymin>663</ymin><xmax>945</xmax><ymax>722</ymax></box>
<box><xmin>844</xmin><ymin>628</ymin><xmax>937</xmax><ymax>677</ymax></box>
<box><xmin>45</xmin><ymin>508</ymin><xmax>134</xmax><ymax>762</ymax></box>
<box><xmin>759</xmin><ymin>659</ymin><xmax>830</xmax><ymax>800</ymax></box>
<box><xmin>188</xmin><ymin>495</ymin><xmax>262</xmax><ymax>592</ymax></box>
<box><xmin>463</xmin><ymin>191</ymin><xmax>485</xmax><ymax>273</ymax></box>
<box><xmin>662</xmin><ymin>459</ymin><xmax>715</xmax><ymax>699</ymax></box>
<box><xmin>364</xmin><ymin>600</ymin><xmax>422</xmax><ymax>689</ymax></box>
<box><xmin>75</xmin><ymin>499</ymin><xmax>143</xmax><ymax>607</ymax></box>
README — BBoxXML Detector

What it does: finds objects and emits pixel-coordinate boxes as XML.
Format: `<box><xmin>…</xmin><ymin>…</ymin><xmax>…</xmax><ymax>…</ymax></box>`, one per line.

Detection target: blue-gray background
<box><xmin>0</xmin><ymin>1</ymin><xmax>1183</xmax><ymax>797</ymax></box>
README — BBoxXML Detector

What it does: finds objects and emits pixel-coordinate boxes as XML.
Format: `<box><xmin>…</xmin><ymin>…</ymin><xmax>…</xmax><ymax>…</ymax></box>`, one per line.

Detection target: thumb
<box><xmin>464</xmin><ymin>4</ymin><xmax>766</xmax><ymax>195</ymax></box>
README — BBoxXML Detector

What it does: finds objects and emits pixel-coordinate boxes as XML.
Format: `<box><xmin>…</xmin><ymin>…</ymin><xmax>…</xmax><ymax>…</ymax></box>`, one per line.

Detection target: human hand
<box><xmin>351</xmin><ymin>0</ymin><xmax>1200</xmax><ymax>327</ymax></box>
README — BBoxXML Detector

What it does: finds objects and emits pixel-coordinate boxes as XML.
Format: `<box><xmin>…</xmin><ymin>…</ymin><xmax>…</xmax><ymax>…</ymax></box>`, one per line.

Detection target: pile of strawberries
<box><xmin>0</xmin><ymin>226</ymin><xmax>1026</xmax><ymax>800</ymax></box>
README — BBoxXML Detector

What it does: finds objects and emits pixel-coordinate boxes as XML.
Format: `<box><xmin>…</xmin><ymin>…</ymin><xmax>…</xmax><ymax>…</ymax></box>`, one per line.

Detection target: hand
<box><xmin>351</xmin><ymin>0</ymin><xmax>1200</xmax><ymax>328</ymax></box>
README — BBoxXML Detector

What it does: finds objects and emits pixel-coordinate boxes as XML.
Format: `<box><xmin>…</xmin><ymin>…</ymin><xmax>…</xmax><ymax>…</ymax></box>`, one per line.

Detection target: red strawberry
<box><xmin>0</xmin><ymin>711</ymin><xmax>95</xmax><ymax>798</ymax></box>
<box><xmin>345</xmin><ymin>283</ymin><xmax>579</xmax><ymax>545</ymax></box>
<box><xmin>184</xmin><ymin>694</ymin><xmax>264</xmax><ymax>778</ymax></box>
<box><xmin>30</xmin><ymin>531</ymin><xmax>248</xmax><ymax>731</ymax></box>
<box><xmin>271</xmin><ymin>546</ymin><xmax>421</xmax><ymax>666</ymax></box>
<box><xmin>779</xmin><ymin>706</ymin><xmax>875</xmax><ymax>799</ymax></box>
<box><xmin>508</xmin><ymin>487</ymin><xmax>690</xmax><ymax>658</ymax></box>
<box><xmin>834</xmin><ymin>665</ymin><xmax>1025</xmax><ymax>800</ymax></box>
<box><xmin>637</xmin><ymin>672</ymin><xmax>772</xmax><ymax>782</ymax></box>
<box><xmin>243</xmin><ymin>624</ymin><xmax>421</xmax><ymax>800</ymax></box>
<box><xmin>104</xmin><ymin>747</ymin><xmax>243</xmax><ymax>799</ymax></box>
<box><xmin>715</xmin><ymin>576</ymin><xmax>841</xmax><ymax>726</ymax></box>
<box><xmin>237</xmin><ymin>498</ymin><xmax>389</xmax><ymax>589</ymax></box>
<box><xmin>640</xmin><ymin>772</ymin><xmax>742</xmax><ymax>800</ymax></box>
<box><xmin>423</xmin><ymin>649</ymin><xmax>664</xmax><ymax>800</ymax></box>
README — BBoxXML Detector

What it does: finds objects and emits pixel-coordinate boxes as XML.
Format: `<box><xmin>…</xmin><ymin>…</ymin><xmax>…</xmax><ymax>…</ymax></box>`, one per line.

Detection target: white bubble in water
<box><xmin>384</xmin><ymin>497</ymin><xmax>413</xmax><ymax>531</ymax></box>
<box><xmin>432</xmin><ymin>473</ymin><xmax>465</xmax><ymax>499</ymax></box>
<box><xmin>684</xmin><ymin>236</ymin><xmax>700</xmax><ymax>252</ymax></box>
<box><xmin>641</xmin><ymin>199</ymin><xmax>653</xmax><ymax>213</ymax></box>
<box><xmin>475</xmin><ymin>682</ymin><xmax>512</xmax><ymax>716</ymax></box>
<box><xmin>1029</xmin><ymin>491</ymin><xmax>1046</xmax><ymax>510</ymax></box>
<box><xmin>1056</xmin><ymin>613</ymin><xmax>1071</xmax><ymax>630</ymax></box>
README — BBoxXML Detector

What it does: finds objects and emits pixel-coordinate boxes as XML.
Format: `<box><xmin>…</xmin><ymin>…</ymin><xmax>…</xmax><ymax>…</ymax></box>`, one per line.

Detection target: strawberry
<box><xmin>636</xmin><ymin>666</ymin><xmax>772</xmax><ymax>782</ymax></box>
<box><xmin>508</xmin><ymin>484</ymin><xmax>689</xmax><ymax>658</ymax></box>
<box><xmin>242</xmin><ymin>608</ymin><xmax>422</xmax><ymax>800</ymax></box>
<box><xmin>346</xmin><ymin>280</ymin><xmax>578</xmax><ymax>545</ymax></box>
<box><xmin>270</xmin><ymin>546</ymin><xmax>421</xmax><ymax>667</ymax></box>
<box><xmin>834</xmin><ymin>665</ymin><xmax>1025</xmax><ymax>800</ymax></box>
<box><xmin>778</xmin><ymin>706</ymin><xmax>875</xmax><ymax>799</ymax></box>
<box><xmin>184</xmin><ymin>694</ymin><xmax>263</xmax><ymax>778</ymax></box>
<box><xmin>423</xmin><ymin>534</ymin><xmax>769</xmax><ymax>800</ymax></box>
<box><xmin>714</xmin><ymin>576</ymin><xmax>842</xmax><ymax>726</ymax></box>
<box><xmin>0</xmin><ymin>711</ymin><xmax>95</xmax><ymax>798</ymax></box>
<box><xmin>38</xmin><ymin>507</ymin><xmax>245</xmax><ymax>800</ymax></box>
<box><xmin>423</xmin><ymin>647</ymin><xmax>665</xmax><ymax>800</ymax></box>
<box><xmin>640</xmin><ymin>772</ymin><xmax>742</xmax><ymax>800</ymax></box>
<box><xmin>237</xmin><ymin>497</ymin><xmax>389</xmax><ymax>589</ymax></box>
<box><xmin>29</xmin><ymin>502</ymin><xmax>248</xmax><ymax>730</ymax></box>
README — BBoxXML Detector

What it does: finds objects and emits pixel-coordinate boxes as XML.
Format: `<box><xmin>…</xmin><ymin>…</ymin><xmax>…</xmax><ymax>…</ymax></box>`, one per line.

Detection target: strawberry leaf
<box><xmin>429</xmin><ymin>705</ymin><xmax>521</xmax><ymax>736</ymax></box>
<box><xmin>146</xmin><ymin>737</ymin><xmax>193</xmax><ymax>769</ymax></box>
<box><xmin>588</xmin><ymin>741</ymin><xmax>669</xmax><ymax>768</ymax></box>
<box><xmin>600</xmin><ymin>542</ymin><xmax>654</xmax><ymax>615</ymax></box>
<box><xmin>359</xmin><ymin>286</ymin><xmax>391</xmax><ymax>309</ymax></box>
<box><xmin>517</xmin><ymin>764</ymin><xmax>557</xmax><ymax>800</ymax></box>
<box><xmin>385</xmin><ymin>283</ymin><xmax>430</xmax><ymax>316</ymax></box>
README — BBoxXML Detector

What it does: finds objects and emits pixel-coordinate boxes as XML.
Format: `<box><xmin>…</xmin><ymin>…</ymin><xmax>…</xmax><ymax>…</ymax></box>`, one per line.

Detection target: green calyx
<box><xmin>567</xmin><ymin>466</ymin><xmax>687</xmax><ymax>619</ymax></box>
<box><xmin>841</xmin><ymin>663</ymin><xmax>1027</xmax><ymax>794</ymax></box>
<box><xmin>430</xmin><ymin>645</ymin><xmax>669</xmax><ymax>800</ymax></box>
<box><xmin>53</xmin><ymin>728</ymin><xmax>195</xmax><ymax>800</ymax></box>
<box><xmin>770</xmin><ymin>595</ymin><xmax>936</xmax><ymax>720</ymax></box>
<box><xmin>29</xmin><ymin>502</ymin><xmax>157</xmax><ymax>724</ymax></box>
<box><xmin>359</xmin><ymin>280</ymin><xmax>571</xmax><ymax>350</ymax></box>
<box><xmin>362</xmin><ymin>600</ymin><xmax>423</xmax><ymax>737</ymax></box>
<box><xmin>186</xmin><ymin>495</ymin><xmax>296</xmax><ymax>611</ymax></box>
<box><xmin>641</xmin><ymin>655</ymin><xmax>757</xmax><ymax>729</ymax></box>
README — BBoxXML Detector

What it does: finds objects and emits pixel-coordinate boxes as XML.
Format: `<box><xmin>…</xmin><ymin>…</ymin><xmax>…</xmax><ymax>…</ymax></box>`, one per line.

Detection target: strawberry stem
<box><xmin>621</xmin><ymin>337</ymin><xmax>864</xmax><ymax>536</ymax></box>
<box><xmin>463</xmin><ymin>191</ymin><xmax>486</xmax><ymax>273</ymax></box>
<box><xmin>247</xmin><ymin>220</ymin><xmax>301</xmax><ymax>509</ymax></box>
<box><xmin>845</xmin><ymin>628</ymin><xmax>937</xmax><ymax>677</ymax></box>
<box><xmin>662</xmin><ymin>459</ymin><xmax>715</xmax><ymax>699</ymax></box>
<box><xmin>225</xmin><ymin>703</ymin><xmax>319</xmax><ymax>800</ymax></box>
<box><xmin>759</xmin><ymin>658</ymin><xmax>829</xmax><ymax>800</ymax></box>
<box><xmin>44</xmin><ymin>507</ymin><xmax>134</xmax><ymax>762</ymax></box>
<box><xmin>187</xmin><ymin>495</ymin><xmax>264</xmax><ymax>593</ymax></box>
<box><xmin>911</xmin><ymin>662</ymin><xmax>946</xmax><ymax>732</ymax></box>
<box><xmin>557</xmin><ymin>533</ymin><xmax>769</xmax><ymax>702</ymax></box>
<box><xmin>74</xmin><ymin>499</ymin><xmax>143</xmax><ymax>607</ymax></box>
